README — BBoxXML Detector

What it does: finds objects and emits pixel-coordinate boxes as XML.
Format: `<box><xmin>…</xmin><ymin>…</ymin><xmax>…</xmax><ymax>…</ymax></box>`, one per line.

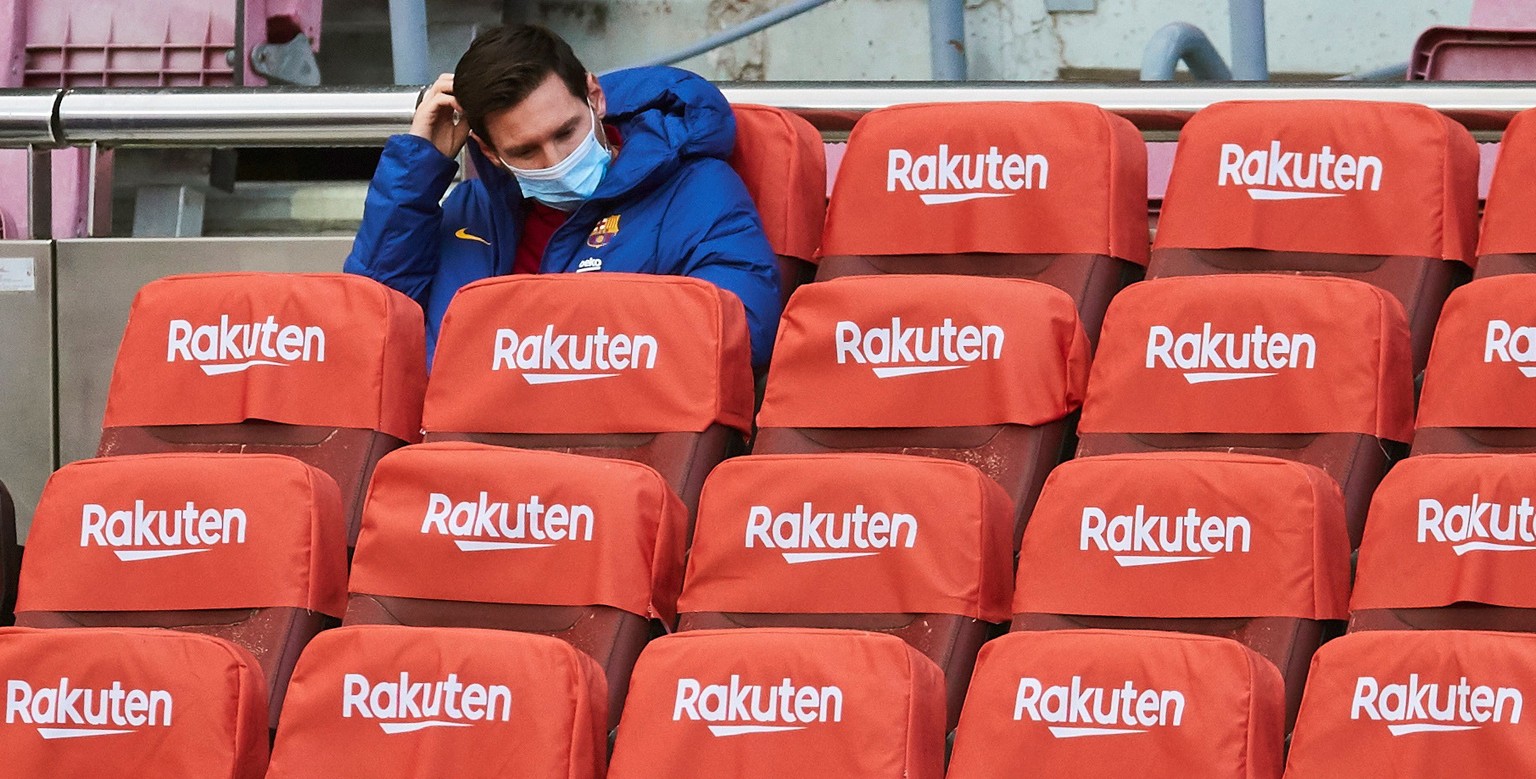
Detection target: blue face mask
<box><xmin>503</xmin><ymin>106</ymin><xmax>612</xmax><ymax>211</ymax></box>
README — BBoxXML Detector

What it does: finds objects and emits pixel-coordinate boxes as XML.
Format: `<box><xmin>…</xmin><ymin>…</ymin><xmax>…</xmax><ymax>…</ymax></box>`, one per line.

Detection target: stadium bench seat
<box><xmin>97</xmin><ymin>272</ymin><xmax>426</xmax><ymax>546</ymax></box>
<box><xmin>675</xmin><ymin>452</ymin><xmax>1014</xmax><ymax>727</ymax></box>
<box><xmin>1284</xmin><ymin>630</ymin><xmax>1536</xmax><ymax>777</ymax></box>
<box><xmin>0</xmin><ymin>480</ymin><xmax>16</xmax><ymax>625</ymax></box>
<box><xmin>947</xmin><ymin>630</ymin><xmax>1285</xmax><ymax>779</ymax></box>
<box><xmin>1075</xmin><ymin>274</ymin><xmax>1416</xmax><ymax>547</ymax></box>
<box><xmin>815</xmin><ymin>102</ymin><xmax>1148</xmax><ymax>340</ymax></box>
<box><xmin>1351</xmin><ymin>453</ymin><xmax>1536</xmax><ymax>633</ymax></box>
<box><xmin>1148</xmin><ymin>100</ymin><xmax>1479</xmax><ymax>371</ymax></box>
<box><xmin>14</xmin><ymin>453</ymin><xmax>348</xmax><ymax>728</ymax></box>
<box><xmin>422</xmin><ymin>273</ymin><xmax>754</xmax><ymax>519</ymax></box>
<box><xmin>1475</xmin><ymin>108</ymin><xmax>1536</xmax><ymax>277</ymax></box>
<box><xmin>753</xmin><ymin>274</ymin><xmax>1090</xmax><ymax>546</ymax></box>
<box><xmin>1414</xmin><ymin>275</ymin><xmax>1536</xmax><ymax>455</ymax></box>
<box><xmin>0</xmin><ymin>626</ymin><xmax>268</xmax><ymax>779</ymax></box>
<box><xmin>265</xmin><ymin>625</ymin><xmax>606</xmax><ymax>779</ymax></box>
<box><xmin>730</xmin><ymin>104</ymin><xmax>828</xmax><ymax>305</ymax></box>
<box><xmin>1012</xmin><ymin>452</ymin><xmax>1350</xmax><ymax>725</ymax></box>
<box><xmin>607</xmin><ymin>628</ymin><xmax>946</xmax><ymax>779</ymax></box>
<box><xmin>344</xmin><ymin>442</ymin><xmax>688</xmax><ymax>728</ymax></box>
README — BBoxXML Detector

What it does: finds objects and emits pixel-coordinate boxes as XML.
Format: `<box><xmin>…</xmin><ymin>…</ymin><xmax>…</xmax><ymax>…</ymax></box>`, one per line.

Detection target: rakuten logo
<box><xmin>420</xmin><ymin>492</ymin><xmax>593</xmax><ymax>552</ymax></box>
<box><xmin>1014</xmin><ymin>676</ymin><xmax>1185</xmax><ymax>738</ymax></box>
<box><xmin>80</xmin><ymin>501</ymin><xmax>247</xmax><ymax>561</ymax></box>
<box><xmin>673</xmin><ymin>676</ymin><xmax>843</xmax><ymax>737</ymax></box>
<box><xmin>1217</xmin><ymin>142</ymin><xmax>1383</xmax><ymax>200</ymax></box>
<box><xmin>1418</xmin><ymin>495</ymin><xmax>1536</xmax><ymax>556</ymax></box>
<box><xmin>1080</xmin><ymin>506</ymin><xmax>1251</xmax><ymax>567</ymax></box>
<box><xmin>1352</xmin><ymin>675</ymin><xmax>1522</xmax><ymax>736</ymax></box>
<box><xmin>167</xmin><ymin>316</ymin><xmax>325</xmax><ymax>376</ymax></box>
<box><xmin>1485</xmin><ymin>321</ymin><xmax>1536</xmax><ymax>378</ymax></box>
<box><xmin>835</xmin><ymin>318</ymin><xmax>1004</xmax><ymax>378</ymax></box>
<box><xmin>1146</xmin><ymin>324</ymin><xmax>1316</xmax><ymax>384</ymax></box>
<box><xmin>745</xmin><ymin>503</ymin><xmax>917</xmax><ymax>564</ymax></box>
<box><xmin>491</xmin><ymin>326</ymin><xmax>657</xmax><ymax>384</ymax></box>
<box><xmin>343</xmin><ymin>673</ymin><xmax>512</xmax><ymax>734</ymax></box>
<box><xmin>6</xmin><ymin>678</ymin><xmax>172</xmax><ymax>740</ymax></box>
<box><xmin>886</xmin><ymin>146</ymin><xmax>1047</xmax><ymax>205</ymax></box>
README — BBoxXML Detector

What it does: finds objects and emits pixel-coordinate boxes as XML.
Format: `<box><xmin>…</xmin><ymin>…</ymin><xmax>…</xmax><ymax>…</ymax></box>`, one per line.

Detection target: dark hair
<box><xmin>453</xmin><ymin>24</ymin><xmax>588</xmax><ymax>144</ymax></box>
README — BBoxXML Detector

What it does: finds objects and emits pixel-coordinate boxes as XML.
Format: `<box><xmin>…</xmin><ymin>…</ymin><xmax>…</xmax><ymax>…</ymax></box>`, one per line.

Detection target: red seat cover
<box><xmin>1284</xmin><ymin>630</ymin><xmax>1536</xmax><ymax>777</ymax></box>
<box><xmin>730</xmin><ymin>104</ymin><xmax>827</xmax><ymax>302</ymax></box>
<box><xmin>947</xmin><ymin>630</ymin><xmax>1285</xmax><ymax>779</ymax></box>
<box><xmin>1476</xmin><ymin>108</ymin><xmax>1536</xmax><ymax>276</ymax></box>
<box><xmin>0</xmin><ymin>626</ymin><xmax>268</xmax><ymax>779</ymax></box>
<box><xmin>608</xmin><ymin>628</ymin><xmax>946</xmax><ymax>779</ymax></box>
<box><xmin>265</xmin><ymin>625</ymin><xmax>606</xmax><ymax>779</ymax></box>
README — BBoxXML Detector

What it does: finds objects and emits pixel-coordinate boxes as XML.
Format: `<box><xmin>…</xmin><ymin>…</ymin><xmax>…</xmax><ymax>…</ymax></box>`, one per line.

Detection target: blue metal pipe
<box><xmin>1141</xmin><ymin>22</ymin><xmax>1233</xmax><ymax>81</ymax></box>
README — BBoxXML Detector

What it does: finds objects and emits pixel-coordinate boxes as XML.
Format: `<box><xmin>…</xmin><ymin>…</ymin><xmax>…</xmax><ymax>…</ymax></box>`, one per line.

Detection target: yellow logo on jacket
<box><xmin>587</xmin><ymin>215</ymin><xmax>620</xmax><ymax>248</ymax></box>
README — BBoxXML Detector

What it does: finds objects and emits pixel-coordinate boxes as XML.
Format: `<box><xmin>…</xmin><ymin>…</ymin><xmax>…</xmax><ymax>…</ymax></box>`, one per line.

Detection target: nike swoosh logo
<box><xmin>455</xmin><ymin>228</ymin><xmax>490</xmax><ymax>245</ymax></box>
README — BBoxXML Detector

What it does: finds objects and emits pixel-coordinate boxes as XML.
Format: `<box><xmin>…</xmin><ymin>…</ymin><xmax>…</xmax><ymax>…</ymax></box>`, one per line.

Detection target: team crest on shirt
<box><xmin>587</xmin><ymin>215</ymin><xmax>621</xmax><ymax>248</ymax></box>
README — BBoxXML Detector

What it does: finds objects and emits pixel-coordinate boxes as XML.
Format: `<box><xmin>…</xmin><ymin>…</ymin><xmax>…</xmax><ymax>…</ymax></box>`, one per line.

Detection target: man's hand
<box><xmin>411</xmin><ymin>74</ymin><xmax>472</xmax><ymax>159</ymax></box>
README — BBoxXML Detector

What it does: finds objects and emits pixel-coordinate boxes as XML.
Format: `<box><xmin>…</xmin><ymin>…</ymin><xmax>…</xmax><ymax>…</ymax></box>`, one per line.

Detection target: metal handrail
<box><xmin>0</xmin><ymin>82</ymin><xmax>1524</xmax><ymax>150</ymax></box>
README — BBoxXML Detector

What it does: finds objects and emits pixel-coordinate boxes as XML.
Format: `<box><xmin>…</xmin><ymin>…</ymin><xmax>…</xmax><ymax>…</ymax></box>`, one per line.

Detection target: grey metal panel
<box><xmin>54</xmin><ymin>237</ymin><xmax>355</xmax><ymax>469</ymax></box>
<box><xmin>0</xmin><ymin>242</ymin><xmax>55</xmax><ymax>541</ymax></box>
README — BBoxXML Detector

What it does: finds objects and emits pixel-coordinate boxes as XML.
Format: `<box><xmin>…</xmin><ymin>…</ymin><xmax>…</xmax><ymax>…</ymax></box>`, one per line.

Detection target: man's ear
<box><xmin>470</xmin><ymin>131</ymin><xmax>500</xmax><ymax>164</ymax></box>
<box><xmin>586</xmin><ymin>72</ymin><xmax>606</xmax><ymax>118</ymax></box>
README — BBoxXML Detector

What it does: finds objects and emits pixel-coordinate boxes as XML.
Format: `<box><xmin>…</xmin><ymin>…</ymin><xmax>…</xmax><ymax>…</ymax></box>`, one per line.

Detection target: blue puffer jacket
<box><xmin>343</xmin><ymin>66</ymin><xmax>781</xmax><ymax>366</ymax></box>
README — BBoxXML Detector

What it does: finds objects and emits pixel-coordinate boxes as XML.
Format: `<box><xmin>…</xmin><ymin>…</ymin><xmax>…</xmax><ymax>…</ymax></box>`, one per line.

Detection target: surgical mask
<box><xmin>502</xmin><ymin>105</ymin><xmax>612</xmax><ymax>211</ymax></box>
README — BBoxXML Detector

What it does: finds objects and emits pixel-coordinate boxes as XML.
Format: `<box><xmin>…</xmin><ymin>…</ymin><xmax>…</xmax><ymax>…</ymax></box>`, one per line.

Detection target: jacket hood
<box><xmin>468</xmin><ymin>66</ymin><xmax>737</xmax><ymax>205</ymax></box>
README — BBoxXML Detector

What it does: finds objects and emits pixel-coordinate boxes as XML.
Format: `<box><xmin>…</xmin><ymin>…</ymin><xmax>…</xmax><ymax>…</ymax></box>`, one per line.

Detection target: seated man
<box><xmin>345</xmin><ymin>24</ymin><xmax>781</xmax><ymax>366</ymax></box>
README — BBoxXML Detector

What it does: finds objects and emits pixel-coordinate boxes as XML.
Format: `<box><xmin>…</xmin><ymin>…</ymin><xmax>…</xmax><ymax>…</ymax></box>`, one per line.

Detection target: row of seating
<box><xmin>5</xmin><ymin>622</ymin><xmax>1527</xmax><ymax>777</ymax></box>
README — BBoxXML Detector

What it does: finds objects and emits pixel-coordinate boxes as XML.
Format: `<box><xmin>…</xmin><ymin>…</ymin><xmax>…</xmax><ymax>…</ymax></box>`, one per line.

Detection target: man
<box><xmin>344</xmin><ymin>24</ymin><xmax>781</xmax><ymax>366</ymax></box>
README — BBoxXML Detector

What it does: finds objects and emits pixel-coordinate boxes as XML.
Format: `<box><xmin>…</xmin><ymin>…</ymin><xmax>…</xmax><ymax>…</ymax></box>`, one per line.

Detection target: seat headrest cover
<box><xmin>1478</xmin><ymin>108</ymin><xmax>1536</xmax><ymax>257</ymax></box>
<box><xmin>1285</xmin><ymin>630</ymin><xmax>1536</xmax><ymax>777</ymax></box>
<box><xmin>265</xmin><ymin>625</ymin><xmax>606</xmax><ymax>779</ymax></box>
<box><xmin>607</xmin><ymin>628</ymin><xmax>946</xmax><ymax>779</ymax></box>
<box><xmin>730</xmin><ymin>104</ymin><xmax>828</xmax><ymax>261</ymax></box>
<box><xmin>821</xmin><ymin>102</ymin><xmax>1149</xmax><ymax>264</ymax></box>
<box><xmin>349</xmin><ymin>442</ymin><xmax>688</xmax><ymax>622</ymax></box>
<box><xmin>1016</xmin><ymin>452</ymin><xmax>1350</xmax><ymax>620</ymax></box>
<box><xmin>1418</xmin><ymin>276</ymin><xmax>1536</xmax><ymax>430</ymax></box>
<box><xmin>677</xmin><ymin>453</ymin><xmax>1015</xmax><ymax>621</ymax></box>
<box><xmin>1078</xmin><ymin>275</ymin><xmax>1415</xmax><ymax>441</ymax></box>
<box><xmin>0</xmin><ymin>626</ymin><xmax>269</xmax><ymax>779</ymax></box>
<box><xmin>1353</xmin><ymin>453</ymin><xmax>1536</xmax><ymax>611</ymax></box>
<box><xmin>757</xmin><ymin>275</ymin><xmax>1091</xmax><ymax>429</ymax></box>
<box><xmin>1154</xmin><ymin>100</ymin><xmax>1479</xmax><ymax>263</ymax></box>
<box><xmin>946</xmin><ymin>630</ymin><xmax>1285</xmax><ymax>779</ymax></box>
<box><xmin>16</xmin><ymin>453</ymin><xmax>347</xmax><ymax>616</ymax></box>
<box><xmin>101</xmin><ymin>273</ymin><xmax>426</xmax><ymax>442</ymax></box>
<box><xmin>424</xmin><ymin>274</ymin><xmax>755</xmax><ymax>435</ymax></box>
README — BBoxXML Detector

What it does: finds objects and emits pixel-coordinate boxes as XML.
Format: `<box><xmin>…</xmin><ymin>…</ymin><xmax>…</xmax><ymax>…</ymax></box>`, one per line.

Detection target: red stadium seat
<box><xmin>14</xmin><ymin>453</ymin><xmax>348</xmax><ymax>728</ymax></box>
<box><xmin>753</xmin><ymin>274</ymin><xmax>1090</xmax><ymax>546</ymax></box>
<box><xmin>344</xmin><ymin>442</ymin><xmax>688</xmax><ymax>728</ymax></box>
<box><xmin>97</xmin><ymin>272</ymin><xmax>427</xmax><ymax>545</ymax></box>
<box><xmin>1415</xmin><ymin>275</ymin><xmax>1536</xmax><ymax>455</ymax></box>
<box><xmin>1012</xmin><ymin>452</ymin><xmax>1350</xmax><ymax>724</ymax></box>
<box><xmin>675</xmin><ymin>453</ymin><xmax>1014</xmax><ymax>727</ymax></box>
<box><xmin>1351</xmin><ymin>453</ymin><xmax>1536</xmax><ymax>633</ymax></box>
<box><xmin>1076</xmin><ymin>275</ymin><xmax>1416</xmax><ymax>546</ymax></box>
<box><xmin>0</xmin><ymin>626</ymin><xmax>268</xmax><ymax>779</ymax></box>
<box><xmin>730</xmin><ymin>104</ymin><xmax>828</xmax><ymax>304</ymax></box>
<box><xmin>1477</xmin><ymin>109</ymin><xmax>1536</xmax><ymax>277</ymax></box>
<box><xmin>265</xmin><ymin>625</ymin><xmax>606</xmax><ymax>779</ymax></box>
<box><xmin>816</xmin><ymin>102</ymin><xmax>1148</xmax><ymax>340</ymax></box>
<box><xmin>422</xmin><ymin>273</ymin><xmax>754</xmax><ymax>518</ymax></box>
<box><xmin>1284</xmin><ymin>630</ymin><xmax>1536</xmax><ymax>777</ymax></box>
<box><xmin>0</xmin><ymin>480</ymin><xmax>16</xmax><ymax>625</ymax></box>
<box><xmin>607</xmin><ymin>628</ymin><xmax>946</xmax><ymax>779</ymax></box>
<box><xmin>1149</xmin><ymin>101</ymin><xmax>1479</xmax><ymax>370</ymax></box>
<box><xmin>947</xmin><ymin>630</ymin><xmax>1285</xmax><ymax>779</ymax></box>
